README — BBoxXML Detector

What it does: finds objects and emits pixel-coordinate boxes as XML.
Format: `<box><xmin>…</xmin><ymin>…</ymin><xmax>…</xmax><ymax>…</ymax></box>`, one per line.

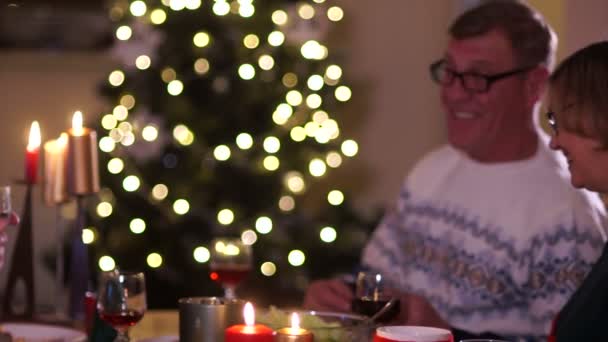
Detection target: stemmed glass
<box><xmin>97</xmin><ymin>270</ymin><xmax>147</xmax><ymax>342</ymax></box>
<box><xmin>209</xmin><ymin>237</ymin><xmax>252</xmax><ymax>299</ymax></box>
<box><xmin>351</xmin><ymin>271</ymin><xmax>400</xmax><ymax>323</ymax></box>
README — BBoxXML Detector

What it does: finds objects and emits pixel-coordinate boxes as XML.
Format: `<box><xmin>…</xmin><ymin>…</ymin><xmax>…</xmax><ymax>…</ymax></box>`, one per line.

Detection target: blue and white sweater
<box><xmin>362</xmin><ymin>142</ymin><xmax>606</xmax><ymax>342</ymax></box>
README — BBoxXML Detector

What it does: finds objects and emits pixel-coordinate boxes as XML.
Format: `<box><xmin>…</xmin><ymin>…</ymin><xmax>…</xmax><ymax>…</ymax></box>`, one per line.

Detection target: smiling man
<box><xmin>303</xmin><ymin>1</ymin><xmax>607</xmax><ymax>341</ymax></box>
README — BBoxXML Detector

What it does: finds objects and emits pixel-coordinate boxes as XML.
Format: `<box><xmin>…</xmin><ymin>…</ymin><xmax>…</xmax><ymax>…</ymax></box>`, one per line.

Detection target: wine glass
<box><xmin>209</xmin><ymin>237</ymin><xmax>252</xmax><ymax>299</ymax></box>
<box><xmin>97</xmin><ymin>270</ymin><xmax>147</xmax><ymax>342</ymax></box>
<box><xmin>351</xmin><ymin>271</ymin><xmax>400</xmax><ymax>323</ymax></box>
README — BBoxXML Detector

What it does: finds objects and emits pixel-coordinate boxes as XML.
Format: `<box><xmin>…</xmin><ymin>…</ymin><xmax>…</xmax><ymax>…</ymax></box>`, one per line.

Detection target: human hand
<box><xmin>396</xmin><ymin>293</ymin><xmax>450</xmax><ymax>329</ymax></box>
<box><xmin>0</xmin><ymin>211</ymin><xmax>19</xmax><ymax>269</ymax></box>
<box><xmin>302</xmin><ymin>278</ymin><xmax>354</xmax><ymax>313</ymax></box>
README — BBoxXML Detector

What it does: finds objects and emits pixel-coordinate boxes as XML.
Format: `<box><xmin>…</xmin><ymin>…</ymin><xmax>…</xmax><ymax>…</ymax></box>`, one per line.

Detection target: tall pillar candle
<box><xmin>25</xmin><ymin>121</ymin><xmax>41</xmax><ymax>184</ymax></box>
<box><xmin>66</xmin><ymin>111</ymin><xmax>99</xmax><ymax>196</ymax></box>
<box><xmin>43</xmin><ymin>133</ymin><xmax>69</xmax><ymax>206</ymax></box>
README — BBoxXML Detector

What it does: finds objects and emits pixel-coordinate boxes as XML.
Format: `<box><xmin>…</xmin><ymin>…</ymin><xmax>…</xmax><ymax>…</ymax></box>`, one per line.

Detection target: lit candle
<box><xmin>43</xmin><ymin>133</ymin><xmax>69</xmax><ymax>205</ymax></box>
<box><xmin>66</xmin><ymin>111</ymin><xmax>99</xmax><ymax>195</ymax></box>
<box><xmin>225</xmin><ymin>302</ymin><xmax>274</xmax><ymax>342</ymax></box>
<box><xmin>25</xmin><ymin>121</ymin><xmax>41</xmax><ymax>184</ymax></box>
<box><xmin>275</xmin><ymin>313</ymin><xmax>313</xmax><ymax>342</ymax></box>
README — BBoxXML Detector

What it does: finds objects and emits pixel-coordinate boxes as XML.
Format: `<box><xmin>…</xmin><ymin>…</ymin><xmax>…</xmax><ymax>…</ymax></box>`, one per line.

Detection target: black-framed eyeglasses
<box><xmin>429</xmin><ymin>59</ymin><xmax>536</xmax><ymax>93</ymax></box>
<box><xmin>546</xmin><ymin>104</ymin><xmax>575</xmax><ymax>136</ymax></box>
<box><xmin>546</xmin><ymin>110</ymin><xmax>558</xmax><ymax>135</ymax></box>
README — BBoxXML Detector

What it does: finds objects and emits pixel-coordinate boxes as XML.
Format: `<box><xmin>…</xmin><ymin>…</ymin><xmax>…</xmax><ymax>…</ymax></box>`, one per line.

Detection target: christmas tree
<box><xmin>89</xmin><ymin>0</ymin><xmax>374</xmax><ymax>308</ymax></box>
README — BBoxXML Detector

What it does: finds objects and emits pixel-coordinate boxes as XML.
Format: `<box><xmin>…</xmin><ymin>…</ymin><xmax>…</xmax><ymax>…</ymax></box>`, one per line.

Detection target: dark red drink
<box><xmin>352</xmin><ymin>297</ymin><xmax>400</xmax><ymax>323</ymax></box>
<box><xmin>100</xmin><ymin>309</ymin><xmax>144</xmax><ymax>328</ymax></box>
<box><xmin>210</xmin><ymin>264</ymin><xmax>251</xmax><ymax>287</ymax></box>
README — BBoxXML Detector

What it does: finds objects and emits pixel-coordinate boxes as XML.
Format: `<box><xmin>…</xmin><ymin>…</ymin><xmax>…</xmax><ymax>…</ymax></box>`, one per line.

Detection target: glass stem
<box><xmin>224</xmin><ymin>286</ymin><xmax>236</xmax><ymax>299</ymax></box>
<box><xmin>114</xmin><ymin>329</ymin><xmax>130</xmax><ymax>342</ymax></box>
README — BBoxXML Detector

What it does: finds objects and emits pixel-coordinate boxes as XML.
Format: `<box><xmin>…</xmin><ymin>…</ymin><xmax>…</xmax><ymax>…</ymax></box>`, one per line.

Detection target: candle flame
<box><xmin>27</xmin><ymin>121</ymin><xmax>41</xmax><ymax>152</ymax></box>
<box><xmin>72</xmin><ymin>111</ymin><xmax>84</xmax><ymax>136</ymax></box>
<box><xmin>290</xmin><ymin>312</ymin><xmax>301</xmax><ymax>330</ymax></box>
<box><xmin>244</xmin><ymin>302</ymin><xmax>255</xmax><ymax>326</ymax></box>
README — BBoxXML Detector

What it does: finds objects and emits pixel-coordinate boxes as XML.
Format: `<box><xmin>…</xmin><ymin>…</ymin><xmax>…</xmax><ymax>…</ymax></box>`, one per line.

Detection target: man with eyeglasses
<box><xmin>303</xmin><ymin>1</ymin><xmax>606</xmax><ymax>341</ymax></box>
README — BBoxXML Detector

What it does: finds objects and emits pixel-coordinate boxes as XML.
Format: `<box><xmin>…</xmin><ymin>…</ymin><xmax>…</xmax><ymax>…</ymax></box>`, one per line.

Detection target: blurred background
<box><xmin>0</xmin><ymin>0</ymin><xmax>606</xmax><ymax>314</ymax></box>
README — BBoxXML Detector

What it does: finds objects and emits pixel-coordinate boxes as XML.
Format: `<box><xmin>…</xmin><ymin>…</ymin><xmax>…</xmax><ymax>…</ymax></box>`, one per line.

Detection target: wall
<box><xmin>0</xmin><ymin>0</ymin><xmax>606</xmax><ymax>311</ymax></box>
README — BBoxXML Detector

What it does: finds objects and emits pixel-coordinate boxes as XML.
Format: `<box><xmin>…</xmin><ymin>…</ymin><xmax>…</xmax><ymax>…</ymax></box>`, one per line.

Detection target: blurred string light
<box><xmin>327</xmin><ymin>6</ymin><xmax>344</xmax><ymax>21</ymax></box>
<box><xmin>82</xmin><ymin>228</ymin><xmax>96</xmax><ymax>244</ymax></box>
<box><xmin>167</xmin><ymin>80</ymin><xmax>184</xmax><ymax>95</ymax></box>
<box><xmin>286</xmin><ymin>90</ymin><xmax>302</xmax><ymax>106</ymax></box>
<box><xmin>147</xmin><ymin>253</ymin><xmax>163</xmax><ymax>268</ymax></box>
<box><xmin>309</xmin><ymin>158</ymin><xmax>327</xmax><ymax>177</ymax></box>
<box><xmin>282</xmin><ymin>73</ymin><xmax>297</xmax><ymax>87</ymax></box>
<box><xmin>186</xmin><ymin>0</ymin><xmax>202</xmax><ymax>10</ymax></box>
<box><xmin>142</xmin><ymin>125</ymin><xmax>159</xmax><ymax>141</ymax></box>
<box><xmin>243</xmin><ymin>34</ymin><xmax>259</xmax><ymax>49</ymax></box>
<box><xmin>263</xmin><ymin>136</ymin><xmax>280</xmax><ymax>153</ymax></box>
<box><xmin>213</xmin><ymin>1</ymin><xmax>230</xmax><ymax>15</ymax></box>
<box><xmin>326</xmin><ymin>151</ymin><xmax>342</xmax><ymax>168</ymax></box>
<box><xmin>194</xmin><ymin>246</ymin><xmax>210</xmax><ymax>263</ymax></box>
<box><xmin>238</xmin><ymin>64</ymin><xmax>255</xmax><ymax>80</ymax></box>
<box><xmin>130</xmin><ymin>0</ymin><xmax>147</xmax><ymax>16</ymax></box>
<box><xmin>99</xmin><ymin>256</ymin><xmax>116</xmax><ymax>271</ymax></box>
<box><xmin>152</xmin><ymin>184</ymin><xmax>169</xmax><ymax>200</ymax></box>
<box><xmin>113</xmin><ymin>105</ymin><xmax>128</xmax><ymax>120</ymax></box>
<box><xmin>123</xmin><ymin>175</ymin><xmax>141</xmax><ymax>192</ymax></box>
<box><xmin>284</xmin><ymin>171</ymin><xmax>305</xmax><ymax>193</ymax></box>
<box><xmin>214</xmin><ymin>145</ymin><xmax>231</xmax><ymax>161</ymax></box>
<box><xmin>99</xmin><ymin>137</ymin><xmax>116</xmax><ymax>153</ymax></box>
<box><xmin>116</xmin><ymin>26</ymin><xmax>132</xmax><ymax>41</ymax></box>
<box><xmin>107</xmin><ymin>158</ymin><xmax>124</xmax><ymax>174</ymax></box>
<box><xmin>173</xmin><ymin>199</ymin><xmax>190</xmax><ymax>215</ymax></box>
<box><xmin>268</xmin><ymin>31</ymin><xmax>285</xmax><ymax>46</ymax></box>
<box><xmin>255</xmin><ymin>216</ymin><xmax>273</xmax><ymax>234</ymax></box>
<box><xmin>263</xmin><ymin>156</ymin><xmax>280</xmax><ymax>171</ymax></box>
<box><xmin>217</xmin><ymin>208</ymin><xmax>235</xmax><ymax>225</ymax></box>
<box><xmin>278</xmin><ymin>195</ymin><xmax>295</xmax><ymax>212</ymax></box>
<box><xmin>341</xmin><ymin>139</ymin><xmax>358</xmax><ymax>157</ymax></box>
<box><xmin>236</xmin><ymin>133</ymin><xmax>253</xmax><ymax>149</ymax></box>
<box><xmin>298</xmin><ymin>3</ymin><xmax>314</xmax><ymax>19</ymax></box>
<box><xmin>271</xmin><ymin>10</ymin><xmax>288</xmax><ymax>26</ymax></box>
<box><xmin>130</xmin><ymin>218</ymin><xmax>146</xmax><ymax>234</ymax></box>
<box><xmin>241</xmin><ymin>230</ymin><xmax>257</xmax><ymax>245</ymax></box>
<box><xmin>288</xmin><ymin>250</ymin><xmax>305</xmax><ymax>266</ymax></box>
<box><xmin>194</xmin><ymin>58</ymin><xmax>210</xmax><ymax>74</ymax></box>
<box><xmin>120</xmin><ymin>94</ymin><xmax>136</xmax><ymax>109</ymax></box>
<box><xmin>335</xmin><ymin>85</ymin><xmax>352</xmax><ymax>102</ymax></box>
<box><xmin>101</xmin><ymin>114</ymin><xmax>117</xmax><ymax>130</ymax></box>
<box><xmin>258</xmin><ymin>55</ymin><xmax>274</xmax><ymax>70</ymax></box>
<box><xmin>108</xmin><ymin>70</ymin><xmax>125</xmax><ymax>86</ymax></box>
<box><xmin>193</xmin><ymin>31</ymin><xmax>210</xmax><ymax>47</ymax></box>
<box><xmin>320</xmin><ymin>226</ymin><xmax>337</xmax><ymax>243</ymax></box>
<box><xmin>327</xmin><ymin>190</ymin><xmax>344</xmax><ymax>205</ymax></box>
<box><xmin>260</xmin><ymin>262</ymin><xmax>276</xmax><ymax>276</ymax></box>
<box><xmin>136</xmin><ymin>55</ymin><xmax>152</xmax><ymax>70</ymax></box>
<box><xmin>150</xmin><ymin>9</ymin><xmax>167</xmax><ymax>24</ymax></box>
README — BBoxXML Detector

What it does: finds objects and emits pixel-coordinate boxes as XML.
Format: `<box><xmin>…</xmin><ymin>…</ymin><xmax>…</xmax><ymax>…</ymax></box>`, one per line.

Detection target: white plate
<box><xmin>0</xmin><ymin>322</ymin><xmax>86</xmax><ymax>342</ymax></box>
<box><xmin>138</xmin><ymin>336</ymin><xmax>178</xmax><ymax>342</ymax></box>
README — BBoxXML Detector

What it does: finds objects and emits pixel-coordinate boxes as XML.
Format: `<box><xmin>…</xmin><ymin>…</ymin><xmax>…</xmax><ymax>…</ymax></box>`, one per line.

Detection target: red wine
<box><xmin>351</xmin><ymin>297</ymin><xmax>400</xmax><ymax>323</ymax></box>
<box><xmin>210</xmin><ymin>264</ymin><xmax>251</xmax><ymax>287</ymax></box>
<box><xmin>100</xmin><ymin>310</ymin><xmax>144</xmax><ymax>328</ymax></box>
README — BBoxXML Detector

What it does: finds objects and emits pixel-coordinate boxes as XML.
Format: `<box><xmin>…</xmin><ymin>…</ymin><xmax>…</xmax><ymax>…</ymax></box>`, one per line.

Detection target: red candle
<box><xmin>25</xmin><ymin>121</ymin><xmax>41</xmax><ymax>184</ymax></box>
<box><xmin>225</xmin><ymin>302</ymin><xmax>274</xmax><ymax>342</ymax></box>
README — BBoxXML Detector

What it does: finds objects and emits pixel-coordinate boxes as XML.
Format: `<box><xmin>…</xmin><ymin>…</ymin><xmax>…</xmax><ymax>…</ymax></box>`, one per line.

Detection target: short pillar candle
<box><xmin>275</xmin><ymin>312</ymin><xmax>313</xmax><ymax>342</ymax></box>
<box><xmin>225</xmin><ymin>302</ymin><xmax>274</xmax><ymax>342</ymax></box>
